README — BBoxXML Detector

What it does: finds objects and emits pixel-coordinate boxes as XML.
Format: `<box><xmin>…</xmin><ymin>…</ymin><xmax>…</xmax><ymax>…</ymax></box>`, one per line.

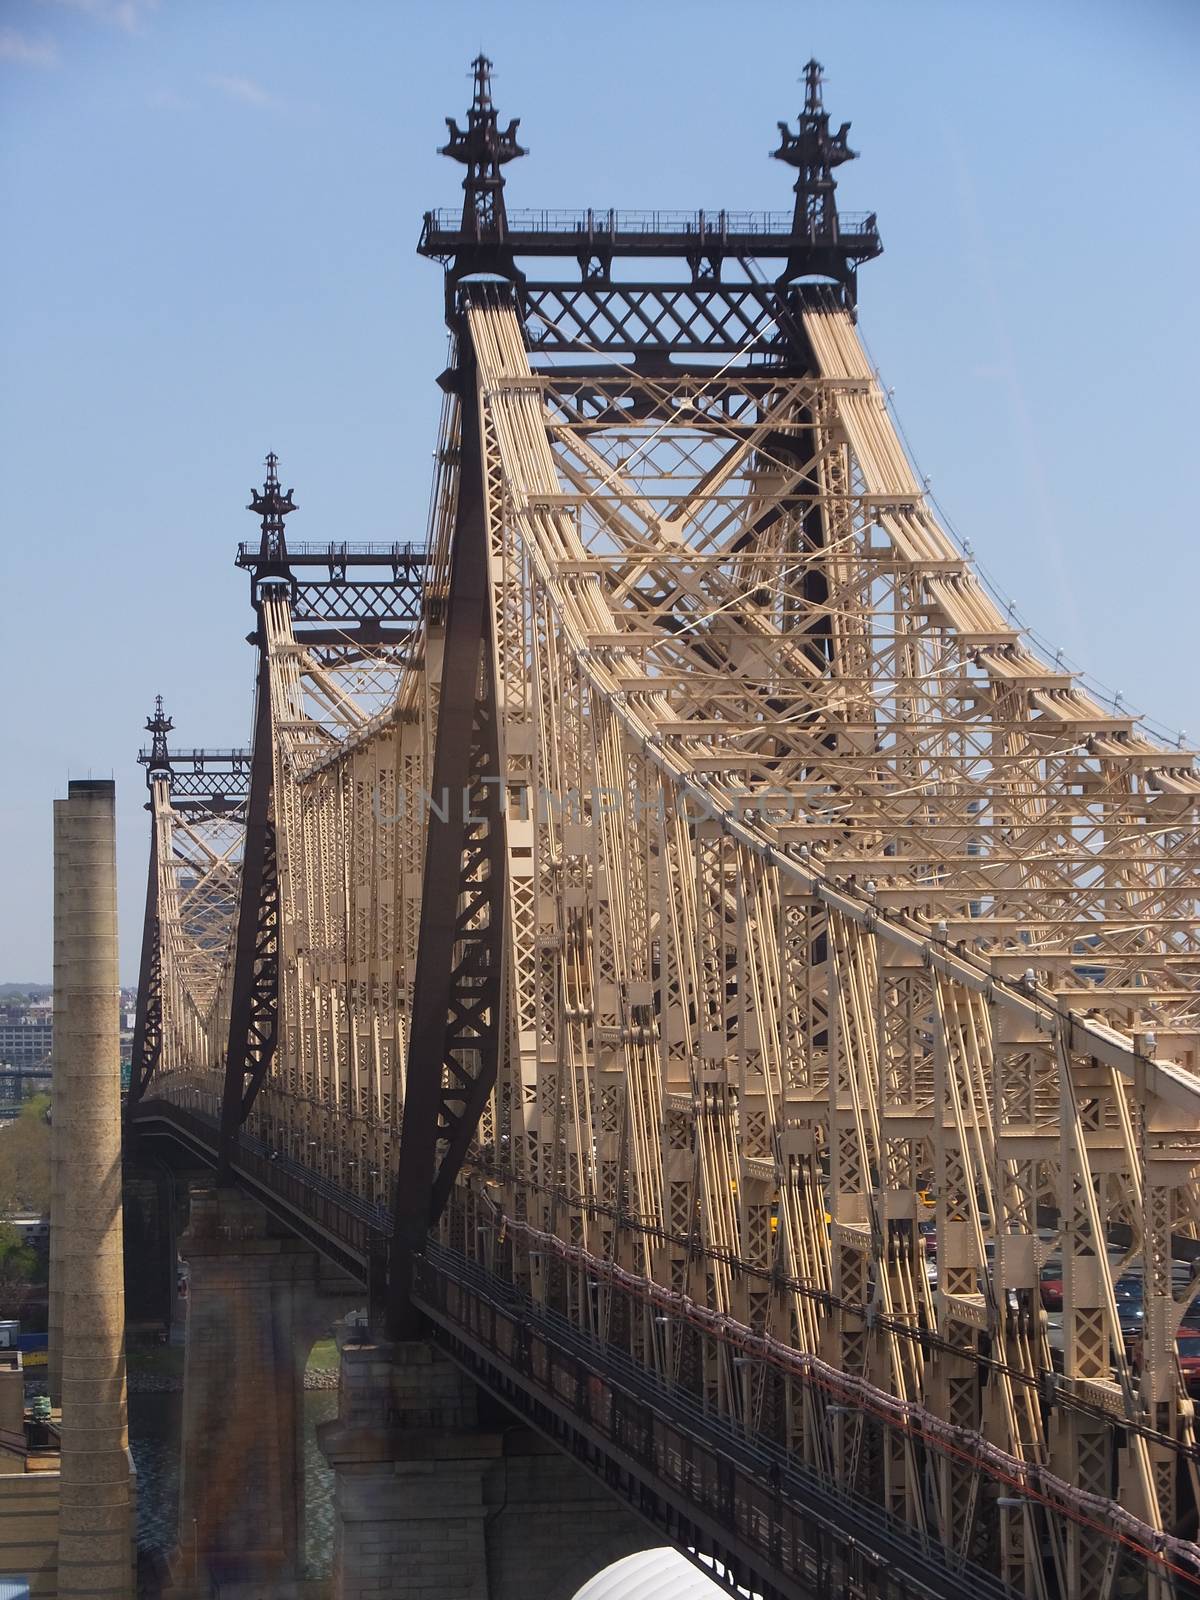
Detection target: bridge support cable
<box><xmin>387</xmin><ymin>341</ymin><xmax>507</xmax><ymax>1337</ymax></box>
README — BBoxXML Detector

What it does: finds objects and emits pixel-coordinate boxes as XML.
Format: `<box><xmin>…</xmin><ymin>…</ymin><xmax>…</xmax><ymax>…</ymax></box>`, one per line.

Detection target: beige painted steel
<box><xmin>48</xmin><ymin>797</ymin><xmax>70</xmax><ymax>1409</ymax></box>
<box><xmin>460</xmin><ymin>295</ymin><xmax>1200</xmax><ymax>1594</ymax></box>
<box><xmin>148</xmin><ymin>769</ymin><xmax>242</xmax><ymax>1079</ymax></box>
<box><xmin>144</xmin><ymin>294</ymin><xmax>1200</xmax><ymax>1598</ymax></box>
<box><xmin>57</xmin><ymin>781</ymin><xmax>133</xmax><ymax>1600</ymax></box>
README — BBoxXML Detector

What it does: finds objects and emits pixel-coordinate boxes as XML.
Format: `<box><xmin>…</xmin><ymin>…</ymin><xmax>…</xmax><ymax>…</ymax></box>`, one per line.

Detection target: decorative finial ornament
<box><xmin>145</xmin><ymin>695</ymin><xmax>174</xmax><ymax>780</ymax></box>
<box><xmin>248</xmin><ymin>451</ymin><xmax>297</xmax><ymax>565</ymax></box>
<box><xmin>440</xmin><ymin>54</ymin><xmax>527</xmax><ymax>240</ymax></box>
<box><xmin>804</xmin><ymin>58</ymin><xmax>824</xmax><ymax>113</ymax></box>
<box><xmin>470</xmin><ymin>53</ymin><xmax>492</xmax><ymax>111</ymax></box>
<box><xmin>773</xmin><ymin>58</ymin><xmax>859</xmax><ymax>245</ymax></box>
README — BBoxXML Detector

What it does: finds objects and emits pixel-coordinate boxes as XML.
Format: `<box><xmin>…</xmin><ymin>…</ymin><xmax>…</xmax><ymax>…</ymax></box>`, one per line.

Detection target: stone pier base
<box><xmin>319</xmin><ymin>1337</ymin><xmax>649</xmax><ymax>1600</ymax></box>
<box><xmin>175</xmin><ymin>1185</ymin><xmax>358</xmax><ymax>1598</ymax></box>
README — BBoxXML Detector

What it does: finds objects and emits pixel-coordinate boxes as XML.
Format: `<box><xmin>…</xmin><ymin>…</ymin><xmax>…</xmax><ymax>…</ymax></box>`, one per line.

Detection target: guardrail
<box><xmin>136</xmin><ymin>748</ymin><xmax>251</xmax><ymax>766</ymax></box>
<box><xmin>131</xmin><ymin>1095</ymin><xmax>384</xmax><ymax>1281</ymax></box>
<box><xmin>235</xmin><ymin>541</ymin><xmax>427</xmax><ymax>564</ymax></box>
<box><xmin>423</xmin><ymin>207</ymin><xmax>879</xmax><ymax>239</ymax></box>
<box><xmin>129</xmin><ymin>1094</ymin><xmax>1194</xmax><ymax>1594</ymax></box>
<box><xmin>417</xmin><ymin>1242</ymin><xmax>1018</xmax><ymax>1600</ymax></box>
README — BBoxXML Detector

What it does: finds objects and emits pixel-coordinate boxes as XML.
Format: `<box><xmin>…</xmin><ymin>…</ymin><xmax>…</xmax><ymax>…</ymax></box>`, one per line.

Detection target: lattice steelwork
<box><xmin>133</xmin><ymin>60</ymin><xmax>1200</xmax><ymax>1600</ymax></box>
<box><xmin>129</xmin><ymin>703</ymin><xmax>250</xmax><ymax>1105</ymax></box>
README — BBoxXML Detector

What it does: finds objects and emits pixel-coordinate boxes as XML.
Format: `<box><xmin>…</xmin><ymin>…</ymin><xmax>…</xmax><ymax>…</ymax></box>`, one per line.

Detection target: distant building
<box><xmin>0</xmin><ymin>1013</ymin><xmax>51</xmax><ymax>1072</ymax></box>
<box><xmin>3</xmin><ymin>1217</ymin><xmax>50</xmax><ymax>1252</ymax></box>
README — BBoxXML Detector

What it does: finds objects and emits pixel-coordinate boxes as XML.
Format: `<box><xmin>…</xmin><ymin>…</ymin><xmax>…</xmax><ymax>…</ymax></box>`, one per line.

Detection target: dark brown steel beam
<box><xmin>126</xmin><ymin>820</ymin><xmax>162</xmax><ymax>1113</ymax></box>
<box><xmin>218</xmin><ymin>636</ymin><xmax>279</xmax><ymax>1179</ymax></box>
<box><xmin>387</xmin><ymin>340</ymin><xmax>506</xmax><ymax>1337</ymax></box>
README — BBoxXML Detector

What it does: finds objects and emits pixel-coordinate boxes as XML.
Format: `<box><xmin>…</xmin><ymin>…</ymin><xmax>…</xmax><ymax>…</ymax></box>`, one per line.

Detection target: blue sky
<box><xmin>1</xmin><ymin>0</ymin><xmax>1197</xmax><ymax>982</ymax></box>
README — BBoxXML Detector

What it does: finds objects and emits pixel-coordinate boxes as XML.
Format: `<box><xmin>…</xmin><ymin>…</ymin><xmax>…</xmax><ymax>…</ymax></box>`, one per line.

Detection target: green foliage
<box><xmin>307</xmin><ymin>1337</ymin><xmax>339</xmax><ymax>1373</ymax></box>
<box><xmin>0</xmin><ymin>1094</ymin><xmax>51</xmax><ymax>1215</ymax></box>
<box><xmin>0</xmin><ymin>1221</ymin><xmax>37</xmax><ymax>1284</ymax></box>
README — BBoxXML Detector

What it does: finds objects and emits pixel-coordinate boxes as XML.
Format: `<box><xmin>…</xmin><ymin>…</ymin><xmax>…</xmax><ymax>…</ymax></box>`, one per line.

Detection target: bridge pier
<box><xmin>122</xmin><ymin>1165</ymin><xmax>178</xmax><ymax>1338</ymax></box>
<box><xmin>175</xmin><ymin>1183</ymin><xmax>355</xmax><ymax>1597</ymax></box>
<box><xmin>319</xmin><ymin>1336</ymin><xmax>649</xmax><ymax>1600</ymax></box>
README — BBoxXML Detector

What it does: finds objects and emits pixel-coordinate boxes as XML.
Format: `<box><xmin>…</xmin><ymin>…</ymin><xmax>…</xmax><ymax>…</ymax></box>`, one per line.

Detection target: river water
<box><xmin>129</xmin><ymin>1388</ymin><xmax>339</xmax><ymax>1578</ymax></box>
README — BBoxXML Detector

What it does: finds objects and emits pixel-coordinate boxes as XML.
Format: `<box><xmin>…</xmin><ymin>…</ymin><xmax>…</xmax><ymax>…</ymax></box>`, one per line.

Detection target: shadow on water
<box><xmin>129</xmin><ymin>1387</ymin><xmax>338</xmax><ymax>1580</ymax></box>
<box><xmin>129</xmin><ymin>1390</ymin><xmax>182</xmax><ymax>1557</ymax></box>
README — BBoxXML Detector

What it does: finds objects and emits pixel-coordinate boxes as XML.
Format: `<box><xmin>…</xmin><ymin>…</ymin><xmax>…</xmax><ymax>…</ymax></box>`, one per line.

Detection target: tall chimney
<box><xmin>48</xmin><ymin>798</ymin><xmax>70</xmax><ymax>1408</ymax></box>
<box><xmin>56</xmin><ymin>779</ymin><xmax>133</xmax><ymax>1600</ymax></box>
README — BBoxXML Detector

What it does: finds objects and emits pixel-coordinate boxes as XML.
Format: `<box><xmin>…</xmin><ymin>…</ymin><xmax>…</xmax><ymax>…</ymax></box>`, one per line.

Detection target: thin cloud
<box><xmin>148</xmin><ymin>86</ymin><xmax>188</xmax><ymax>111</ymax></box>
<box><xmin>208</xmin><ymin>73</ymin><xmax>278</xmax><ymax>111</ymax></box>
<box><xmin>0</xmin><ymin>29</ymin><xmax>60</xmax><ymax>66</ymax></box>
<box><xmin>40</xmin><ymin>0</ymin><xmax>159</xmax><ymax>33</ymax></box>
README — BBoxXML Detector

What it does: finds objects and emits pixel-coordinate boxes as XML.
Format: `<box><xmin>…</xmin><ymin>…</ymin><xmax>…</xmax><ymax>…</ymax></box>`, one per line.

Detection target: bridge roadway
<box><xmin>131</xmin><ymin>1091</ymin><xmax>1018</xmax><ymax>1600</ymax></box>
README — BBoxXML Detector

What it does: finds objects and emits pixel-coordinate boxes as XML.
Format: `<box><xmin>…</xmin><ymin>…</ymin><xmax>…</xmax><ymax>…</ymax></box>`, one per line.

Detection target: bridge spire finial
<box><xmin>773</xmin><ymin>58</ymin><xmax>859</xmax><ymax>248</ymax></box>
<box><xmin>440</xmin><ymin>53</ymin><xmax>526</xmax><ymax>242</ymax></box>
<box><xmin>145</xmin><ymin>694</ymin><xmax>173</xmax><ymax>783</ymax></box>
<box><xmin>248</xmin><ymin>451</ymin><xmax>297</xmax><ymax>566</ymax></box>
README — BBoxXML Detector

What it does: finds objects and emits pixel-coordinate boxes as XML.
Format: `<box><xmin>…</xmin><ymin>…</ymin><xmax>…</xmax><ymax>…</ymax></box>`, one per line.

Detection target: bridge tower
<box><xmin>217</xmin><ymin>455</ymin><xmax>294</xmax><ymax>1175</ymax></box>
<box><xmin>123</xmin><ymin>51</ymin><xmax>1200</xmax><ymax>1600</ymax></box>
<box><xmin>127</xmin><ymin>696</ymin><xmax>172</xmax><ymax>1113</ymax></box>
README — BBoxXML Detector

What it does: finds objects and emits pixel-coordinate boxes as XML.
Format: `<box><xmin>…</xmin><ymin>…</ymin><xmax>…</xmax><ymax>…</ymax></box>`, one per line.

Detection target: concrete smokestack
<box><xmin>56</xmin><ymin>779</ymin><xmax>133</xmax><ymax>1600</ymax></box>
<box><xmin>49</xmin><ymin>798</ymin><xmax>71</xmax><ymax>1409</ymax></box>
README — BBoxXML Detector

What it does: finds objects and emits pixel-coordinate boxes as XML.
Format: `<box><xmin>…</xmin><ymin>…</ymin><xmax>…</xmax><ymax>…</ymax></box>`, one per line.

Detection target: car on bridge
<box><xmin>1130</xmin><ymin>1320</ymin><xmax>1200</xmax><ymax>1398</ymax></box>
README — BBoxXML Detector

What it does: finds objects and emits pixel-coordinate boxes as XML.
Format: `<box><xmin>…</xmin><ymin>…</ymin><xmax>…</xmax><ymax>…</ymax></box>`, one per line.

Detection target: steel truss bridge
<box><xmin>126</xmin><ymin>56</ymin><xmax>1200</xmax><ymax>1600</ymax></box>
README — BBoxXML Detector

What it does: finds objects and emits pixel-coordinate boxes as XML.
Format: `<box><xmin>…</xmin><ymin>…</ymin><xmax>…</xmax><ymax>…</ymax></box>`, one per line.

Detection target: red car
<box><xmin>1176</xmin><ymin>1328</ymin><xmax>1200</xmax><ymax>1396</ymax></box>
<box><xmin>1039</xmin><ymin>1261</ymin><xmax>1062</xmax><ymax>1311</ymax></box>
<box><xmin>1130</xmin><ymin>1324</ymin><xmax>1200</xmax><ymax>1397</ymax></box>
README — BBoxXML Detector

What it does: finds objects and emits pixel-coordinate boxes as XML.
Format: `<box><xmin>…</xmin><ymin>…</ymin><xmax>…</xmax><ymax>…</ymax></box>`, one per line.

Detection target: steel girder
<box><xmin>129</xmin><ymin>289</ymin><xmax>1200</xmax><ymax>1595</ymax></box>
<box><xmin>386</xmin><ymin>344</ymin><xmax>507</xmax><ymax>1334</ymax></box>
<box><xmin>127</xmin><ymin>819</ymin><xmax>163</xmax><ymax>1111</ymax></box>
<box><xmin>433</xmin><ymin>286</ymin><xmax>1200</xmax><ymax>1598</ymax></box>
<box><xmin>127</xmin><ymin>67</ymin><xmax>1200</xmax><ymax>1596</ymax></box>
<box><xmin>137</xmin><ymin>459</ymin><xmax>431</xmax><ymax>1174</ymax></box>
<box><xmin>129</xmin><ymin>733</ymin><xmax>251</xmax><ymax>1109</ymax></box>
<box><xmin>218</xmin><ymin>638</ymin><xmax>280</xmax><ymax>1174</ymax></box>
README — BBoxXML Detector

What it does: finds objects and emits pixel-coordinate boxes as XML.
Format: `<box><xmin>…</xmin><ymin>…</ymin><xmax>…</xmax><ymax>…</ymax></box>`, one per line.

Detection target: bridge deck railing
<box><xmin>417</xmin><ymin>1240</ymin><xmax>1020</xmax><ymax>1600</ymax></box>
<box><xmin>127</xmin><ymin>1094</ymin><xmax>1199</xmax><ymax>1599</ymax></box>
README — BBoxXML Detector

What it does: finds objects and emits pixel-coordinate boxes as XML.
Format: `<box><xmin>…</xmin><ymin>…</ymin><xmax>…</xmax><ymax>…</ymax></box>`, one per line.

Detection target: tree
<box><xmin>0</xmin><ymin>1095</ymin><xmax>51</xmax><ymax>1215</ymax></box>
<box><xmin>0</xmin><ymin>1222</ymin><xmax>36</xmax><ymax>1285</ymax></box>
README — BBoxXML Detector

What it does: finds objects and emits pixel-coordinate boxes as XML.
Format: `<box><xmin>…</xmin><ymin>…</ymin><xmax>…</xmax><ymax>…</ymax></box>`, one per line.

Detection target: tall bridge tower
<box><xmin>126</xmin><ymin>57</ymin><xmax>1200</xmax><ymax>1600</ymax></box>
